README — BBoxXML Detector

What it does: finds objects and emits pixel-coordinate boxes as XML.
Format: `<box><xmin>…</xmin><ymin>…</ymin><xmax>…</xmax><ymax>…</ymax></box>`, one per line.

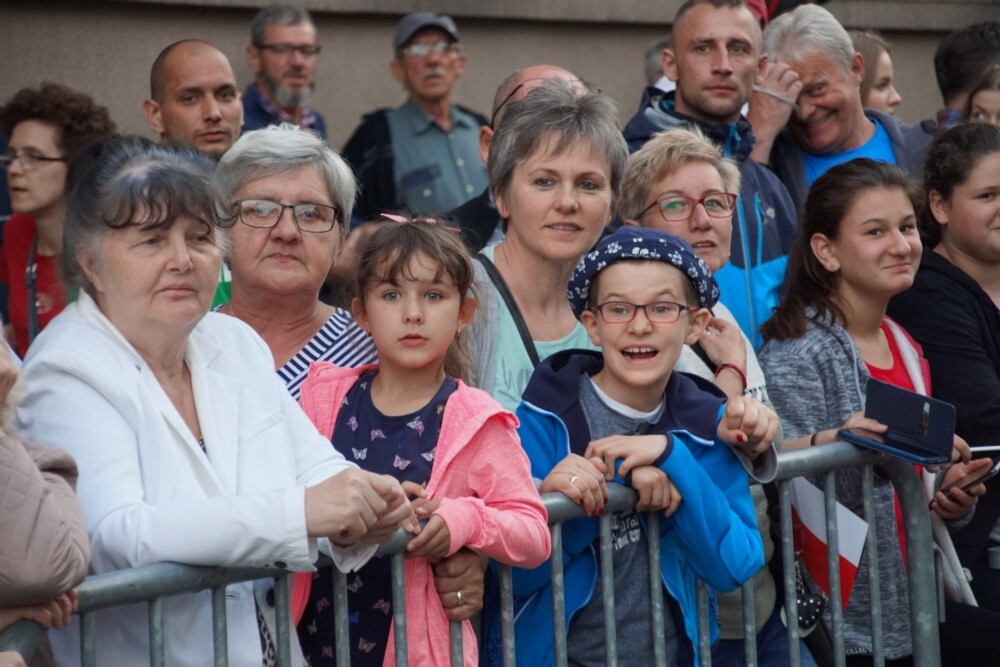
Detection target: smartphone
<box><xmin>938</xmin><ymin>457</ymin><xmax>1000</xmax><ymax>498</ymax></box>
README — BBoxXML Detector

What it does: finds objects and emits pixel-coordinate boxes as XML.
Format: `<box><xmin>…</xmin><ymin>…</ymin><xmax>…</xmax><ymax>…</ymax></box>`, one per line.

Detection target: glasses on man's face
<box><xmin>256</xmin><ymin>43</ymin><xmax>321</xmax><ymax>57</ymax></box>
<box><xmin>639</xmin><ymin>193</ymin><xmax>738</xmax><ymax>223</ymax></box>
<box><xmin>235</xmin><ymin>199</ymin><xmax>341</xmax><ymax>233</ymax></box>
<box><xmin>401</xmin><ymin>40</ymin><xmax>458</xmax><ymax>59</ymax></box>
<box><xmin>592</xmin><ymin>300</ymin><xmax>697</xmax><ymax>325</ymax></box>
<box><xmin>0</xmin><ymin>151</ymin><xmax>66</xmax><ymax>172</ymax></box>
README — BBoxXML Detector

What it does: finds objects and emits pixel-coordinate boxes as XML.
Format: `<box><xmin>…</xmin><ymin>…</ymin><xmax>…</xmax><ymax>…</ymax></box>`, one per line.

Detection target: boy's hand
<box><xmin>718</xmin><ymin>396</ymin><xmax>778</xmax><ymax>460</ymax></box>
<box><xmin>540</xmin><ymin>455</ymin><xmax>608</xmax><ymax>516</ymax></box>
<box><xmin>629</xmin><ymin>466</ymin><xmax>683</xmax><ymax>516</ymax></box>
<box><xmin>406</xmin><ymin>514</ymin><xmax>451</xmax><ymax>563</ymax></box>
<box><xmin>585</xmin><ymin>434</ymin><xmax>669</xmax><ymax>481</ymax></box>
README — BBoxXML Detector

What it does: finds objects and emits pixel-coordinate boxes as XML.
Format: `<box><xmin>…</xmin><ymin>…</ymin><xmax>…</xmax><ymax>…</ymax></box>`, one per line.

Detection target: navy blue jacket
<box><xmin>623</xmin><ymin>89</ymin><xmax>797</xmax><ymax>349</ymax></box>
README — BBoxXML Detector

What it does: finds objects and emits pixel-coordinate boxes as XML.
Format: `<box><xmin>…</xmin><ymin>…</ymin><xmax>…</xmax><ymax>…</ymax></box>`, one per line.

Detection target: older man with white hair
<box><xmin>751</xmin><ymin>4</ymin><xmax>933</xmax><ymax>208</ymax></box>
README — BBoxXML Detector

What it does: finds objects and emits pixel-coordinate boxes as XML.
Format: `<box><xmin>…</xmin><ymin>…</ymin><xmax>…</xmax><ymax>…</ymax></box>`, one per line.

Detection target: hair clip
<box><xmin>377</xmin><ymin>212</ymin><xmax>462</xmax><ymax>233</ymax></box>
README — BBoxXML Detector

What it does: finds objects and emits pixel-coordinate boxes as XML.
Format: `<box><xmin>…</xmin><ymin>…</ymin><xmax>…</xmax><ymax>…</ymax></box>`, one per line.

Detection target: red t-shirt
<box><xmin>865</xmin><ymin>321</ymin><xmax>916</xmax><ymax>392</ymax></box>
<box><xmin>0</xmin><ymin>214</ymin><xmax>66</xmax><ymax>356</ymax></box>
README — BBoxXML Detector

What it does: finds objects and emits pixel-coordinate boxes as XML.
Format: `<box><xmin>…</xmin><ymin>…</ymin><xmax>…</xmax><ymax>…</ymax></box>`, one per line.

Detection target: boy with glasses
<box><xmin>484</xmin><ymin>227</ymin><xmax>772</xmax><ymax>666</ymax></box>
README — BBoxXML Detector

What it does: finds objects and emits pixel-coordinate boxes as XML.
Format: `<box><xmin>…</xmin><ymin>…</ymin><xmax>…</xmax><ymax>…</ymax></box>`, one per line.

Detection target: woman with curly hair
<box><xmin>0</xmin><ymin>83</ymin><xmax>115</xmax><ymax>355</ymax></box>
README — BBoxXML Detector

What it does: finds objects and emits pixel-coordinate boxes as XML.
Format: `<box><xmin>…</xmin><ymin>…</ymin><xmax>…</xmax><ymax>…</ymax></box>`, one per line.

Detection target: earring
<box><xmin>828</xmin><ymin>262</ymin><xmax>839</xmax><ymax>271</ymax></box>
<box><xmin>455</xmin><ymin>328</ymin><xmax>462</xmax><ymax>339</ymax></box>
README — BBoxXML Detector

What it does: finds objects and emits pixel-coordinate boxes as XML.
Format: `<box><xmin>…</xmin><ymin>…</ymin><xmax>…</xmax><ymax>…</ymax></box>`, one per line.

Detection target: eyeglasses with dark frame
<box><xmin>0</xmin><ymin>152</ymin><xmax>67</xmax><ymax>172</ymax></box>
<box><xmin>638</xmin><ymin>192</ymin><xmax>738</xmax><ymax>223</ymax></box>
<box><xmin>591</xmin><ymin>300</ymin><xmax>698</xmax><ymax>325</ymax></box>
<box><xmin>235</xmin><ymin>199</ymin><xmax>341</xmax><ymax>233</ymax></box>
<box><xmin>400</xmin><ymin>40</ymin><xmax>459</xmax><ymax>59</ymax></box>
<box><xmin>255</xmin><ymin>43</ymin><xmax>321</xmax><ymax>57</ymax></box>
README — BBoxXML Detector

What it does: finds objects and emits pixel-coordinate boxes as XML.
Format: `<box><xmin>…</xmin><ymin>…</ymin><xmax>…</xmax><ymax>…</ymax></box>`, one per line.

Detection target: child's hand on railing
<box><xmin>718</xmin><ymin>396</ymin><xmax>778</xmax><ymax>459</ymax></box>
<box><xmin>405</xmin><ymin>515</ymin><xmax>451</xmax><ymax>563</ymax></box>
<box><xmin>585</xmin><ymin>434</ymin><xmax>669</xmax><ymax>481</ymax></box>
<box><xmin>539</xmin><ymin>455</ymin><xmax>608</xmax><ymax>517</ymax></box>
<box><xmin>629</xmin><ymin>466</ymin><xmax>682</xmax><ymax>516</ymax></box>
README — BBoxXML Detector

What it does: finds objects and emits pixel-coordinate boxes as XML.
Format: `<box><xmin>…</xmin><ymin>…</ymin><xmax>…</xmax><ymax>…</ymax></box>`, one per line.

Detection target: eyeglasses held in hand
<box><xmin>639</xmin><ymin>193</ymin><xmax>737</xmax><ymax>223</ymax></box>
<box><xmin>1</xmin><ymin>152</ymin><xmax>66</xmax><ymax>171</ymax></box>
<box><xmin>592</xmin><ymin>300</ymin><xmax>697</xmax><ymax>325</ymax></box>
<box><xmin>256</xmin><ymin>43</ymin><xmax>321</xmax><ymax>57</ymax></box>
<box><xmin>401</xmin><ymin>40</ymin><xmax>458</xmax><ymax>59</ymax></box>
<box><xmin>235</xmin><ymin>199</ymin><xmax>341</xmax><ymax>233</ymax></box>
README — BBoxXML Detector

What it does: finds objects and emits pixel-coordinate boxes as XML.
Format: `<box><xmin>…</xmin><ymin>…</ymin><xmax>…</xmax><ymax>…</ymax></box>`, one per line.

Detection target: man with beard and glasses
<box><xmin>343</xmin><ymin>12</ymin><xmax>489</xmax><ymax>225</ymax></box>
<box><xmin>243</xmin><ymin>4</ymin><xmax>326</xmax><ymax>138</ymax></box>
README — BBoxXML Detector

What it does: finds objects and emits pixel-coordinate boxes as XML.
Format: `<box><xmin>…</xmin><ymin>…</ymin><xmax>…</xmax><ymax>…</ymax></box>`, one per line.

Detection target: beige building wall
<box><xmin>0</xmin><ymin>0</ymin><xmax>995</xmax><ymax>149</ymax></box>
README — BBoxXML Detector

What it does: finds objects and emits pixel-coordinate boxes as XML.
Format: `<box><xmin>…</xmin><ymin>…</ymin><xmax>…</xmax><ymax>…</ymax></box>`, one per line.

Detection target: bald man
<box><xmin>143</xmin><ymin>40</ymin><xmax>243</xmax><ymax>159</ymax></box>
<box><xmin>447</xmin><ymin>64</ymin><xmax>583</xmax><ymax>252</ymax></box>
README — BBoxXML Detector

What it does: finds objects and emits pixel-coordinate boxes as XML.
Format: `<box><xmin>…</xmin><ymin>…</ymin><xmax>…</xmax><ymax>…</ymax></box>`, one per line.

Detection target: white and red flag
<box><xmin>788</xmin><ymin>477</ymin><xmax>870</xmax><ymax>609</ymax></box>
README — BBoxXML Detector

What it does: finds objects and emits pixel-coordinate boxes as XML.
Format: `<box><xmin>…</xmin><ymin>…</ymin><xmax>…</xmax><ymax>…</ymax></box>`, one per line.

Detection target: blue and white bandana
<box><xmin>568</xmin><ymin>227</ymin><xmax>719</xmax><ymax>318</ymax></box>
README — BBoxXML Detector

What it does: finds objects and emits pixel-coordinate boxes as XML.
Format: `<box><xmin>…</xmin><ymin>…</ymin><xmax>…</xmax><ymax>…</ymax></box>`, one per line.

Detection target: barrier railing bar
<box><xmin>149</xmin><ymin>596</ymin><xmax>165</xmax><ymax>667</ymax></box>
<box><xmin>696</xmin><ymin>581</ymin><xmax>710</xmax><ymax>666</ymax></box>
<box><xmin>81</xmin><ymin>612</ymin><xmax>96</xmax><ymax>667</ymax></box>
<box><xmin>778</xmin><ymin>479</ymin><xmax>802</xmax><ymax>667</ymax></box>
<box><xmin>211</xmin><ymin>586</ymin><xmax>228</xmax><ymax>667</ymax></box>
<box><xmin>449</xmin><ymin>617</ymin><xmax>463</xmax><ymax>667</ymax></box>
<box><xmin>599</xmin><ymin>511</ymin><xmax>618</xmax><ymax>667</ymax></box>
<box><xmin>824</xmin><ymin>471</ymin><xmax>845</xmax><ymax>667</ymax></box>
<box><xmin>498</xmin><ymin>563</ymin><xmax>516</xmax><ymax>667</ymax></box>
<box><xmin>862</xmin><ymin>465</ymin><xmax>884</xmax><ymax>667</ymax></box>
<box><xmin>390</xmin><ymin>553</ymin><xmax>408</xmax><ymax>666</ymax></box>
<box><xmin>741</xmin><ymin>580</ymin><xmax>757</xmax><ymax>666</ymax></box>
<box><xmin>1</xmin><ymin>441</ymin><xmax>942</xmax><ymax>667</ymax></box>
<box><xmin>274</xmin><ymin>574</ymin><xmax>292</xmax><ymax>667</ymax></box>
<box><xmin>882</xmin><ymin>455</ymin><xmax>940</xmax><ymax>667</ymax></box>
<box><xmin>550</xmin><ymin>522</ymin><xmax>568</xmax><ymax>667</ymax></box>
<box><xmin>646</xmin><ymin>511</ymin><xmax>668</xmax><ymax>667</ymax></box>
<box><xmin>333</xmin><ymin>570</ymin><xmax>350</xmax><ymax>667</ymax></box>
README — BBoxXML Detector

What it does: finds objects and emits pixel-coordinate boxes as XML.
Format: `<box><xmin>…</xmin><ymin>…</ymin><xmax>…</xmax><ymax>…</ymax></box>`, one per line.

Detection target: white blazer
<box><xmin>16</xmin><ymin>293</ymin><xmax>374</xmax><ymax>667</ymax></box>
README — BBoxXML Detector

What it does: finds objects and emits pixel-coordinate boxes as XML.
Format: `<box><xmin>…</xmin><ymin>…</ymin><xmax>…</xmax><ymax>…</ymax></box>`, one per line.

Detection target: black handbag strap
<box><xmin>475</xmin><ymin>253</ymin><xmax>541</xmax><ymax>368</ymax></box>
<box><xmin>689</xmin><ymin>341</ymin><xmax>714</xmax><ymax>370</ymax></box>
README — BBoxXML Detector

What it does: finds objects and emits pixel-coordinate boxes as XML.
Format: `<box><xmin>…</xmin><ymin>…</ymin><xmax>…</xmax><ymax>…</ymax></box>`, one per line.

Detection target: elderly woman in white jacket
<box><xmin>14</xmin><ymin>135</ymin><xmax>414</xmax><ymax>667</ymax></box>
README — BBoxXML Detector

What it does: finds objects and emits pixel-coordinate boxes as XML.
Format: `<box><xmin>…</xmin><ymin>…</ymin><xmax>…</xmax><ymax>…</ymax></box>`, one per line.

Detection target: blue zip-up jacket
<box><xmin>483</xmin><ymin>350</ymin><xmax>764</xmax><ymax>666</ymax></box>
<box><xmin>623</xmin><ymin>88</ymin><xmax>798</xmax><ymax>350</ymax></box>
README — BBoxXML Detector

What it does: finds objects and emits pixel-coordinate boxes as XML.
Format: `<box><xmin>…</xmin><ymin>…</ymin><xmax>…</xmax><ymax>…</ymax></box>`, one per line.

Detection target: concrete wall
<box><xmin>0</xmin><ymin>1</ymin><xmax>993</xmax><ymax>148</ymax></box>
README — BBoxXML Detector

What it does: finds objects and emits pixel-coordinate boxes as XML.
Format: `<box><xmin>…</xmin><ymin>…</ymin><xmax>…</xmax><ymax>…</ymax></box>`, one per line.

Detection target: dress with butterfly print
<box><xmin>299</xmin><ymin>370</ymin><xmax>457</xmax><ymax>667</ymax></box>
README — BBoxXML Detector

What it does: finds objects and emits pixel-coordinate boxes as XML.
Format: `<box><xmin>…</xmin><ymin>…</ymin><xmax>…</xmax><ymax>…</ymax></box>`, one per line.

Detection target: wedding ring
<box><xmin>569</xmin><ymin>475</ymin><xmax>580</xmax><ymax>484</ymax></box>
<box><xmin>456</xmin><ymin>590</ymin><xmax>464</xmax><ymax>605</ymax></box>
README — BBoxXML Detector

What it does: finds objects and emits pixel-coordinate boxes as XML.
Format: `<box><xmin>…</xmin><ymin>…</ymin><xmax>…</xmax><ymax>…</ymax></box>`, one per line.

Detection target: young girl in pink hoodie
<box><xmin>298</xmin><ymin>217</ymin><xmax>550</xmax><ymax>667</ymax></box>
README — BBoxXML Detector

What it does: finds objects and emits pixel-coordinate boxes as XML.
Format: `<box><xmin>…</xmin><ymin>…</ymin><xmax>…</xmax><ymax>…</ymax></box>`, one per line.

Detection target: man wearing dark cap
<box><xmin>343</xmin><ymin>12</ymin><xmax>489</xmax><ymax>225</ymax></box>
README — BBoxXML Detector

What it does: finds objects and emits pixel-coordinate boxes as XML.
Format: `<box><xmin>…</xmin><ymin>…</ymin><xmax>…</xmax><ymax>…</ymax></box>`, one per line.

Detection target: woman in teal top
<box><xmin>467</xmin><ymin>79</ymin><xmax>628</xmax><ymax>411</ymax></box>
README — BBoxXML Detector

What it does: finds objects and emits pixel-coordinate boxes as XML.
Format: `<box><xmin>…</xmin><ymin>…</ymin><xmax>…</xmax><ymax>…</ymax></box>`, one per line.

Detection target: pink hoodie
<box><xmin>299</xmin><ymin>363</ymin><xmax>551</xmax><ymax>666</ymax></box>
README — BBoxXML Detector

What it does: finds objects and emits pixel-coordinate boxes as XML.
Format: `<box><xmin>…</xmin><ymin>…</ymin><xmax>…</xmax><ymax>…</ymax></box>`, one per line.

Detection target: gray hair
<box><xmin>488</xmin><ymin>79</ymin><xmax>628</xmax><ymax>212</ymax></box>
<box><xmin>217</xmin><ymin>124</ymin><xmax>356</xmax><ymax>230</ymax></box>
<box><xmin>644</xmin><ymin>37</ymin><xmax>671</xmax><ymax>86</ymax></box>
<box><xmin>62</xmin><ymin>135</ymin><xmax>232</xmax><ymax>296</ymax></box>
<box><xmin>250</xmin><ymin>4</ymin><xmax>314</xmax><ymax>45</ymax></box>
<box><xmin>763</xmin><ymin>4</ymin><xmax>855</xmax><ymax>76</ymax></box>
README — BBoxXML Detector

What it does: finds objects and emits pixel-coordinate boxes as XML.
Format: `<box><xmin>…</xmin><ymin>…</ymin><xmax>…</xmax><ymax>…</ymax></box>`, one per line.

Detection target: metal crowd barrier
<box><xmin>0</xmin><ymin>441</ymin><xmax>941</xmax><ymax>666</ymax></box>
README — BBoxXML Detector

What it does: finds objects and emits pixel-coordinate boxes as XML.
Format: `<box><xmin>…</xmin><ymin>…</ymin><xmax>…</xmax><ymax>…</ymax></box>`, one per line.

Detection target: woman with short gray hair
<box><xmin>468</xmin><ymin>79</ymin><xmax>628</xmax><ymax>410</ymax></box>
<box><xmin>215</xmin><ymin>124</ymin><xmax>374</xmax><ymax>397</ymax></box>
